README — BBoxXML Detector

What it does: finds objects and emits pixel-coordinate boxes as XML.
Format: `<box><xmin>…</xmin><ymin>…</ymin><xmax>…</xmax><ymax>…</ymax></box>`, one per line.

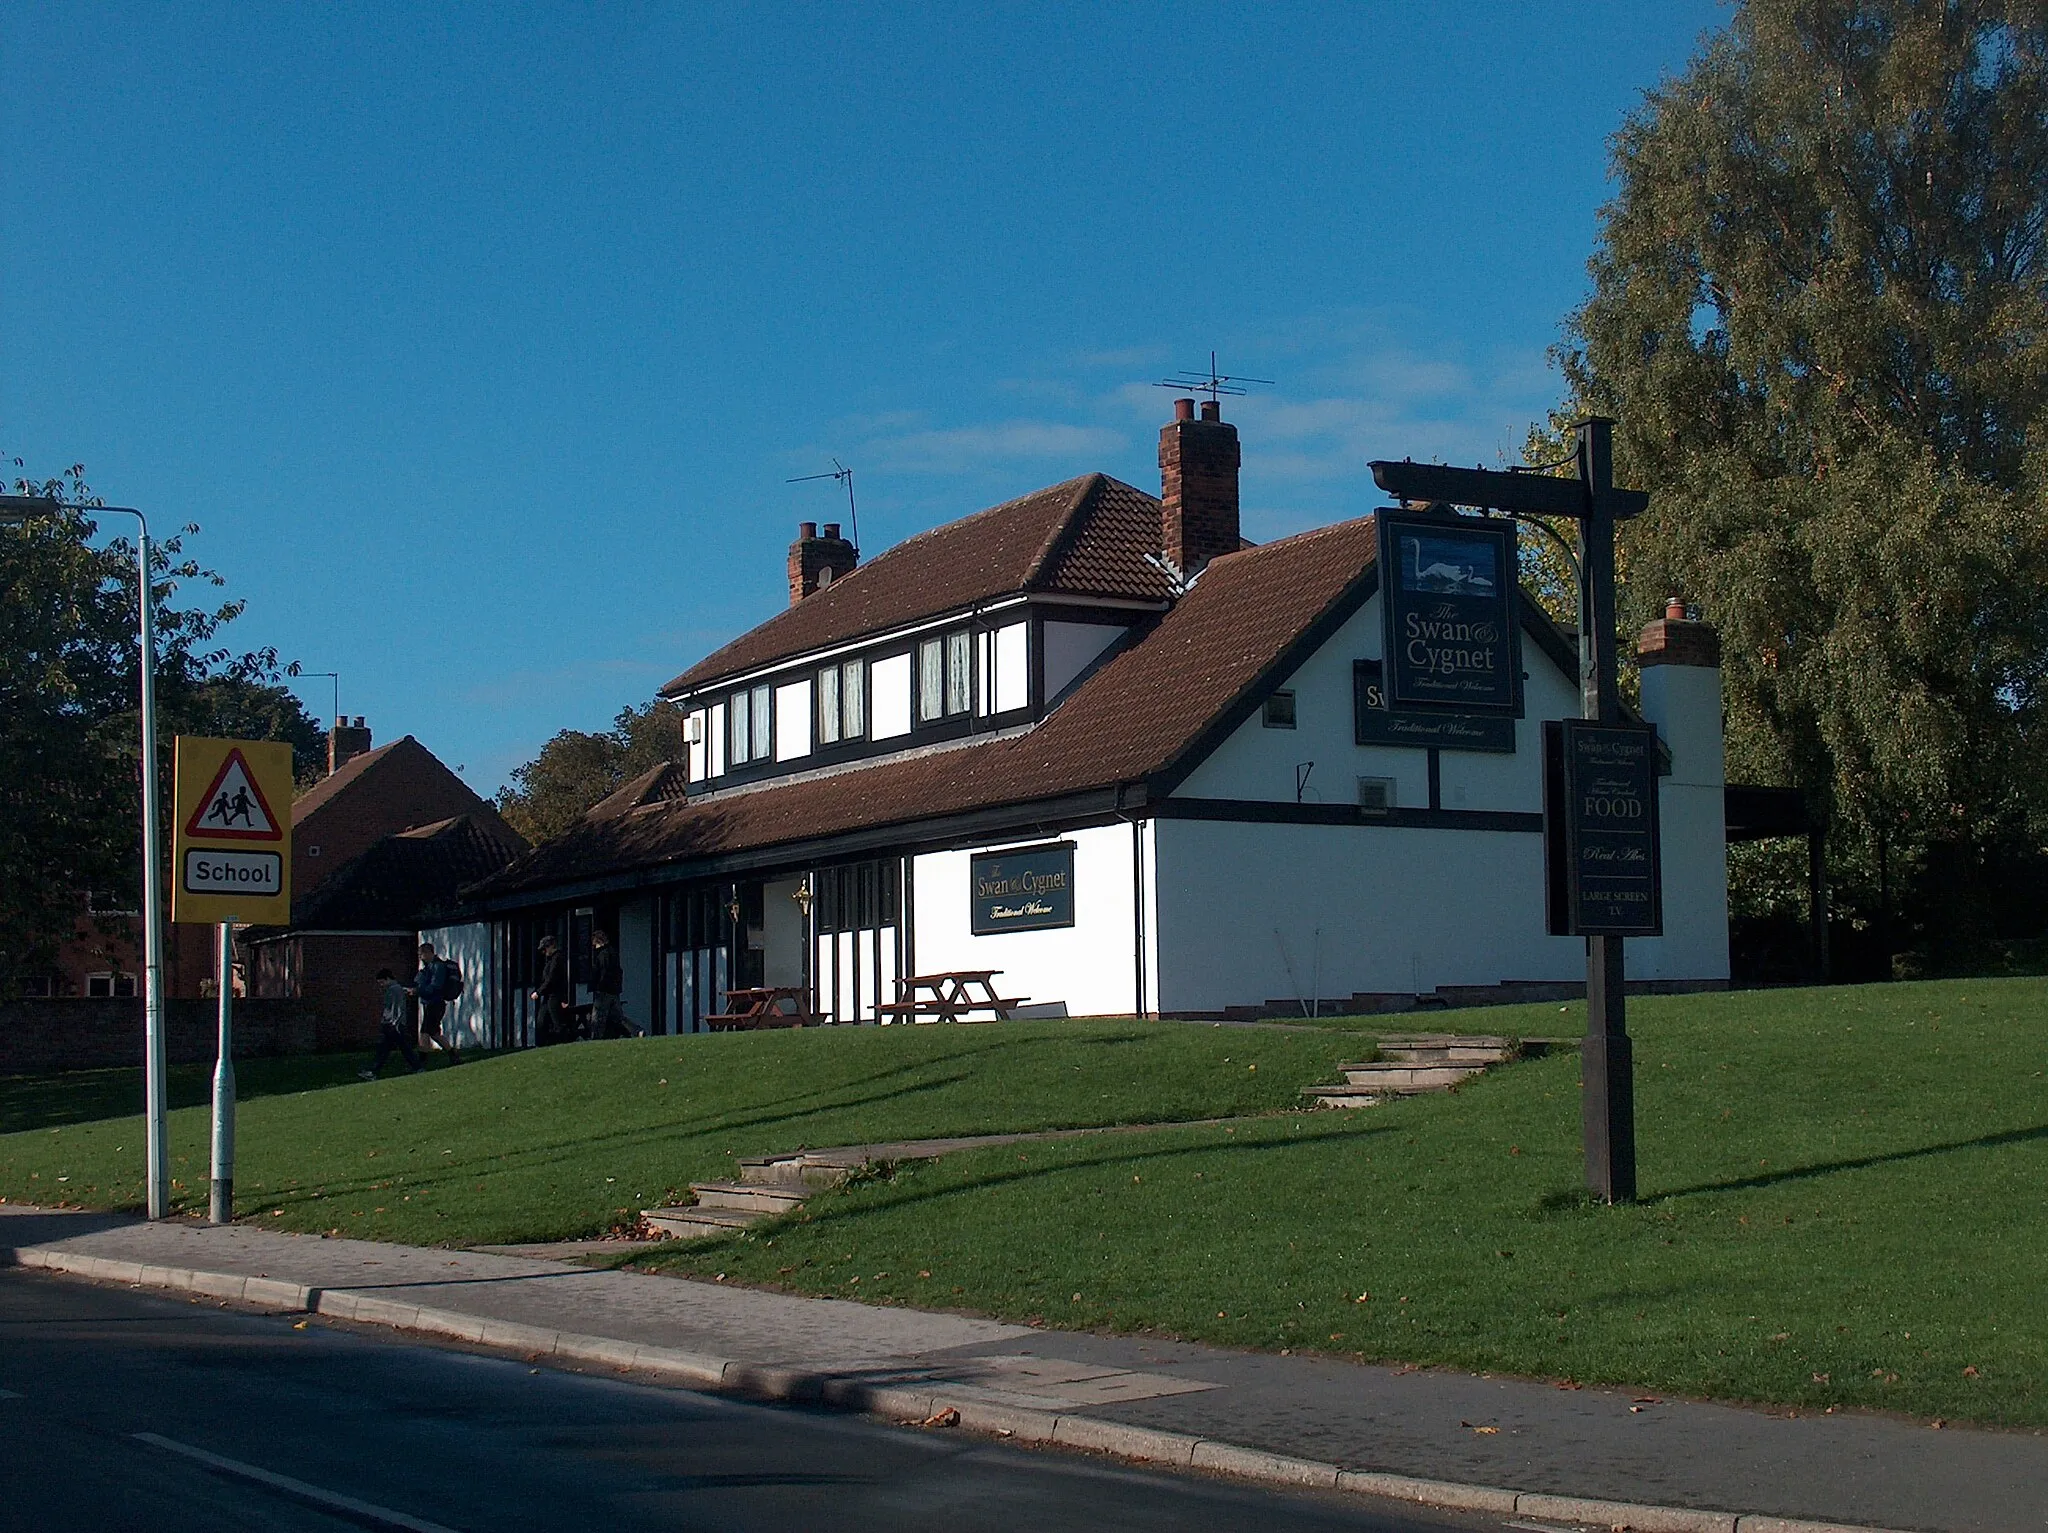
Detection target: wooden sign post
<box><xmin>1371</xmin><ymin>418</ymin><xmax>1652</xmax><ymax>1203</ymax></box>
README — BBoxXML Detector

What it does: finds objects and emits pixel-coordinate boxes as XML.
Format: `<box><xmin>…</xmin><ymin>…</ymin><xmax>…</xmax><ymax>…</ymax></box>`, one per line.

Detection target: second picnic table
<box><xmin>878</xmin><ymin>969</ymin><xmax>1026</xmax><ymax>1024</ymax></box>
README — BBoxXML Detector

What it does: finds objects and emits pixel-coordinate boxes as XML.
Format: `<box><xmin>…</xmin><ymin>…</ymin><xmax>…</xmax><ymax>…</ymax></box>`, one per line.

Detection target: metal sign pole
<box><xmin>210</xmin><ymin>921</ymin><xmax>236</xmax><ymax>1224</ymax></box>
<box><xmin>1574</xmin><ymin>418</ymin><xmax>1636</xmax><ymax>1204</ymax></box>
<box><xmin>135</xmin><ymin>523</ymin><xmax>170</xmax><ymax>1222</ymax></box>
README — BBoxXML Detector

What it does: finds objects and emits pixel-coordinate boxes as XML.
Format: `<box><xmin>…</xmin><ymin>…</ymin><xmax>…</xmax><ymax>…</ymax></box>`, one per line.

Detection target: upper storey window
<box><xmin>729</xmin><ymin>682</ymin><xmax>772</xmax><ymax>766</ymax></box>
<box><xmin>918</xmin><ymin>630</ymin><xmax>973</xmax><ymax>722</ymax></box>
<box><xmin>818</xmin><ymin>659</ymin><xmax>866</xmax><ymax>745</ymax></box>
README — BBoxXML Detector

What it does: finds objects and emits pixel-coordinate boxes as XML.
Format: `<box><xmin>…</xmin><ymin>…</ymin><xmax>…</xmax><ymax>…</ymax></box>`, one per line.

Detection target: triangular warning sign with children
<box><xmin>183</xmin><ymin>748</ymin><xmax>285</xmax><ymax>841</ymax></box>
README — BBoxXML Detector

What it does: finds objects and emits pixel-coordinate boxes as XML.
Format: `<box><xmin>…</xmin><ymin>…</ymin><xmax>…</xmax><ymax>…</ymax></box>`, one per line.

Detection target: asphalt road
<box><xmin>0</xmin><ymin>1269</ymin><xmax>1492</xmax><ymax>1533</ymax></box>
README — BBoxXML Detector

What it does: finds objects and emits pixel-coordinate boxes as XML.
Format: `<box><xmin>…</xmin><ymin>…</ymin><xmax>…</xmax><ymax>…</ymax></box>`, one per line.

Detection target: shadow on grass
<box><xmin>1646</xmin><ymin>1121</ymin><xmax>2048</xmax><ymax>1203</ymax></box>
<box><xmin>0</xmin><ymin>1054</ymin><xmax>459</xmax><ymax>1136</ymax></box>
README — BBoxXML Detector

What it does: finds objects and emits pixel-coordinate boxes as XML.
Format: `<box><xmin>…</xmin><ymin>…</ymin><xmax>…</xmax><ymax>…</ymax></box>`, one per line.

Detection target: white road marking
<box><xmin>130</xmin><ymin>1433</ymin><xmax>463</xmax><ymax>1533</ymax></box>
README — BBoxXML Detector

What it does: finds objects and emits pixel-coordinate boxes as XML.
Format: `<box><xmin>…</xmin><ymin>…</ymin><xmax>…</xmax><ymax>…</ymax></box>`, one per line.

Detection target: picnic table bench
<box><xmin>878</xmin><ymin>970</ymin><xmax>1027</xmax><ymax>1024</ymax></box>
<box><xmin>703</xmin><ymin>986</ymin><xmax>827</xmax><ymax>1031</ymax></box>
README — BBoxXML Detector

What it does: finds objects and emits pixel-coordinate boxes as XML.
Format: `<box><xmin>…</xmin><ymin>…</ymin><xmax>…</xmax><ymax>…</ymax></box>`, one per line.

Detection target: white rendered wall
<box><xmin>910</xmin><ymin>823</ymin><xmax>1142</xmax><ymax>1018</ymax></box>
<box><xmin>1631</xmin><ymin>662</ymin><xmax>1731</xmax><ymax>981</ymax></box>
<box><xmin>1042</xmin><ymin>621</ymin><xmax>1125</xmax><ymax>704</ymax></box>
<box><xmin>871</xmin><ymin>653</ymin><xmax>912</xmax><ymax>739</ymax></box>
<box><xmin>995</xmin><ymin>621</ymin><xmax>1029</xmax><ymax>711</ymax></box>
<box><xmin>418</xmin><ymin>922</ymin><xmax>494</xmax><ymax>1050</ymax></box>
<box><xmin>685</xmin><ymin>709</ymin><xmax>708</xmax><ymax>781</ymax></box>
<box><xmin>617</xmin><ymin>896</ymin><xmax>655</xmax><ymax>1031</ymax></box>
<box><xmin>1171</xmin><ymin>598</ymin><xmax>1408</xmax><ymax>807</ymax></box>
<box><xmin>774</xmin><ymin>680</ymin><xmax>812</xmax><ymax>762</ymax></box>
<box><xmin>1149</xmin><ymin>820</ymin><xmax>1582</xmax><ymax>1012</ymax></box>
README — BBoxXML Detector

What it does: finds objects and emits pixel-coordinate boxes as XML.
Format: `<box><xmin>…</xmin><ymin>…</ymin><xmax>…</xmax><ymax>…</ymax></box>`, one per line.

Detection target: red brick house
<box><xmin>244</xmin><ymin>729</ymin><xmax>526</xmax><ymax>1050</ymax></box>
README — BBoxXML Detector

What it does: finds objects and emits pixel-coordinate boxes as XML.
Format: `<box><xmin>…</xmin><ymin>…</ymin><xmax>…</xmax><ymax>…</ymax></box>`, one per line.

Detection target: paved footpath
<box><xmin>2</xmin><ymin>1205</ymin><xmax>2038</xmax><ymax>1533</ymax></box>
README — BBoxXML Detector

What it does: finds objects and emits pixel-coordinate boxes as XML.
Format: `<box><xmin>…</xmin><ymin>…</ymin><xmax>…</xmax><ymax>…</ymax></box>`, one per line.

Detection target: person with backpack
<box><xmin>412</xmin><ymin>941</ymin><xmax>466</xmax><ymax>1063</ymax></box>
<box><xmin>589</xmin><ymin>927</ymin><xmax>642</xmax><ymax>1039</ymax></box>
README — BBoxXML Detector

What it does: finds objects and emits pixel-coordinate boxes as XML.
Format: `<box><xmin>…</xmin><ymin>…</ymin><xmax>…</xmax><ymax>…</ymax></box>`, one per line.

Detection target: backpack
<box><xmin>438</xmin><ymin>959</ymin><xmax>465</xmax><ymax>999</ymax></box>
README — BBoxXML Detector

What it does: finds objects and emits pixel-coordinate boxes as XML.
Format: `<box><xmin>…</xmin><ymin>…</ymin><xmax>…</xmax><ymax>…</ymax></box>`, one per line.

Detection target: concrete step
<box><xmin>737</xmin><ymin>1154</ymin><xmax>855</xmax><ymax>1190</ymax></box>
<box><xmin>643</xmin><ymin>1204</ymin><xmax>762</xmax><ymax>1239</ymax></box>
<box><xmin>688</xmin><ymin>1180</ymin><xmax>809</xmax><ymax>1216</ymax></box>
<box><xmin>1301</xmin><ymin>1085</ymin><xmax>1390</xmax><ymax>1108</ymax></box>
<box><xmin>1336</xmin><ymin>1061</ymin><xmax>1486</xmax><ymax>1090</ymax></box>
<box><xmin>1376</xmin><ymin>1043</ymin><xmax>1511</xmax><ymax>1066</ymax></box>
<box><xmin>1373</xmin><ymin>1033</ymin><xmax>1512</xmax><ymax>1050</ymax></box>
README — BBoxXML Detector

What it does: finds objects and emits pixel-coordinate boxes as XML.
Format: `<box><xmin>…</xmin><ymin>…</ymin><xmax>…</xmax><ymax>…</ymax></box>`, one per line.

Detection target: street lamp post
<box><xmin>0</xmin><ymin>494</ymin><xmax>171</xmax><ymax>1219</ymax></box>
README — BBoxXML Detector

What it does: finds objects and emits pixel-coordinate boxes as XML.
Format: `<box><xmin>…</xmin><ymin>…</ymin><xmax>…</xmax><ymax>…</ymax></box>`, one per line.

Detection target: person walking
<box><xmin>531</xmin><ymin>933</ymin><xmax>569</xmax><ymax>1046</ymax></box>
<box><xmin>589</xmin><ymin>928</ymin><xmax>642</xmax><ymax>1038</ymax></box>
<box><xmin>360</xmin><ymin>968</ymin><xmax>424</xmax><ymax>1079</ymax></box>
<box><xmin>412</xmin><ymin>942</ymin><xmax>465</xmax><ymax>1063</ymax></box>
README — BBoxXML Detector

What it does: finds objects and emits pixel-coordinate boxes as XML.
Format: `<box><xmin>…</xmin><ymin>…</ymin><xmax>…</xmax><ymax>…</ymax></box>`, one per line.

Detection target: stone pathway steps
<box><xmin>644</xmin><ymin>1121</ymin><xmax>1244</xmax><ymax>1240</ymax></box>
<box><xmin>1301</xmin><ymin>1033</ymin><xmax>1517</xmax><ymax>1109</ymax></box>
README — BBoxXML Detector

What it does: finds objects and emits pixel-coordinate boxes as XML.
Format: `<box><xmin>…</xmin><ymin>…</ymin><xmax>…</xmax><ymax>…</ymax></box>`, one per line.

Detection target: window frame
<box><xmin>1263</xmin><ymin>690</ymin><xmax>1298</xmax><ymax>729</ymax></box>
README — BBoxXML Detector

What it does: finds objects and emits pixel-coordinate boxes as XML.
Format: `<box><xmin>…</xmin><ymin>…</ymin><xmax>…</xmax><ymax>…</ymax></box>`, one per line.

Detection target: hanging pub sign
<box><xmin>1543</xmin><ymin>720</ymin><xmax>1662</xmax><ymax>937</ymax></box>
<box><xmin>1375</xmin><ymin>508</ymin><xmax>1521</xmax><ymax>716</ymax></box>
<box><xmin>971</xmin><ymin>843</ymin><xmax>1075</xmax><ymax>935</ymax></box>
<box><xmin>1352</xmin><ymin>661</ymin><xmax>1517</xmax><ymax>753</ymax></box>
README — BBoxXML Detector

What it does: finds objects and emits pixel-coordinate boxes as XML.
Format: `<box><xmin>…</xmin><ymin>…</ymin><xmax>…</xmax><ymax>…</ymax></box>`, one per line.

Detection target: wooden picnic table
<box><xmin>878</xmin><ymin>969</ymin><xmax>1027</xmax><ymax>1024</ymax></box>
<box><xmin>703</xmin><ymin>985</ymin><xmax>824</xmax><ymax>1031</ymax></box>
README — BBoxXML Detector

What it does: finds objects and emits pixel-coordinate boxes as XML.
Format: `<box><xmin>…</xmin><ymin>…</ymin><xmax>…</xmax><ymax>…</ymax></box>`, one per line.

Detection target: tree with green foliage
<box><xmin>1554</xmin><ymin>0</ymin><xmax>2048</xmax><ymax>970</ymax></box>
<box><xmin>496</xmin><ymin>700</ymin><xmax>685</xmax><ymax>845</ymax></box>
<box><xmin>0</xmin><ymin>462</ymin><xmax>322</xmax><ymax>994</ymax></box>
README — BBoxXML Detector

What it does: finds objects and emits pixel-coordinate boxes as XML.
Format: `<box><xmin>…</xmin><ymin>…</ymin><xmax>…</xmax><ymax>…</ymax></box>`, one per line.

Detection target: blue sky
<box><xmin>3</xmin><ymin>2</ymin><xmax>1724</xmax><ymax>794</ymax></box>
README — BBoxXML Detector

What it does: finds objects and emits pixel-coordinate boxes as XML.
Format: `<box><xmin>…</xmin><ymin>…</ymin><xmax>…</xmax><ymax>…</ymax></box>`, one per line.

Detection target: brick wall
<box><xmin>0</xmin><ymin>998</ymin><xmax>321</xmax><ymax>1076</ymax></box>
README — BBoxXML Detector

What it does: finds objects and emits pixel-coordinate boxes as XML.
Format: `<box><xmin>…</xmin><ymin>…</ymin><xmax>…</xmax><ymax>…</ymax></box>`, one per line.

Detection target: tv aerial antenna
<box><xmin>787</xmin><ymin>459</ymin><xmax>860</xmax><ymax>556</ymax></box>
<box><xmin>1156</xmin><ymin>350</ymin><xmax>1273</xmax><ymax>404</ymax></box>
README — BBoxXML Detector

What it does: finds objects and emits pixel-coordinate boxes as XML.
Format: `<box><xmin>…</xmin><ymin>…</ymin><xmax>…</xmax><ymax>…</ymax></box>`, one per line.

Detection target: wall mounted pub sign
<box><xmin>971</xmin><ymin>843</ymin><xmax>1075</xmax><ymax>935</ymax></box>
<box><xmin>1375</xmin><ymin>509</ymin><xmax>1521</xmax><ymax>716</ymax></box>
<box><xmin>1352</xmin><ymin>661</ymin><xmax>1517</xmax><ymax>753</ymax></box>
<box><xmin>1543</xmin><ymin>720</ymin><xmax>1662</xmax><ymax>937</ymax></box>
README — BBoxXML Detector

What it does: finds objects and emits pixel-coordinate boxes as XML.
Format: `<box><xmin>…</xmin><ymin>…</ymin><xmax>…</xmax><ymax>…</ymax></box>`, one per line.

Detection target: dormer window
<box><xmin>818</xmin><ymin>660</ymin><xmax>866</xmax><ymax>745</ymax></box>
<box><xmin>919</xmin><ymin>630</ymin><xmax>973</xmax><ymax>723</ymax></box>
<box><xmin>729</xmin><ymin>683</ymin><xmax>772</xmax><ymax>766</ymax></box>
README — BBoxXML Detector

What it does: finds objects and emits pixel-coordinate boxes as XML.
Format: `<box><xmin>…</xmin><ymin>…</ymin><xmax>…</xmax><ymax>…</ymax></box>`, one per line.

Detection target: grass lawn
<box><xmin>5</xmin><ymin>980</ymin><xmax>2042</xmax><ymax>1428</ymax></box>
<box><xmin>0</xmin><ymin>1020</ymin><xmax>1360</xmax><ymax>1245</ymax></box>
<box><xmin>0</xmin><ymin>1053</ymin><xmax>460</xmax><ymax>1136</ymax></box>
<box><xmin>642</xmin><ymin>979</ymin><xmax>2048</xmax><ymax>1430</ymax></box>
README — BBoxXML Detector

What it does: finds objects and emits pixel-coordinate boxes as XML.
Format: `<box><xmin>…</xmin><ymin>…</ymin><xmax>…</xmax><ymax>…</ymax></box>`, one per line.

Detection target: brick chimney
<box><xmin>1636</xmin><ymin>596</ymin><xmax>1722</xmax><ymax>671</ymax></box>
<box><xmin>328</xmin><ymin>716</ymin><xmax>372</xmax><ymax>775</ymax></box>
<box><xmin>1159</xmin><ymin>397</ymin><xmax>1241</xmax><ymax>578</ymax></box>
<box><xmin>787</xmin><ymin>520</ymin><xmax>858</xmax><ymax>605</ymax></box>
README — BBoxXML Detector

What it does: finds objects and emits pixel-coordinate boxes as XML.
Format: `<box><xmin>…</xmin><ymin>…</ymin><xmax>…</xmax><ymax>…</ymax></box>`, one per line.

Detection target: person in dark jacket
<box><xmin>411</xmin><ymin>941</ymin><xmax>464</xmax><ymax>1063</ymax></box>
<box><xmin>531</xmin><ymin>934</ymin><xmax>569</xmax><ymax>1045</ymax></box>
<box><xmin>589</xmin><ymin>928</ymin><xmax>642</xmax><ymax>1038</ymax></box>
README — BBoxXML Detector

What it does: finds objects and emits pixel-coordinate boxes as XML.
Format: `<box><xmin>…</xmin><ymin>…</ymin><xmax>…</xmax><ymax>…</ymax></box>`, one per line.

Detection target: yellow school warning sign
<box><xmin>172</xmin><ymin>737</ymin><xmax>294</xmax><ymax>924</ymax></box>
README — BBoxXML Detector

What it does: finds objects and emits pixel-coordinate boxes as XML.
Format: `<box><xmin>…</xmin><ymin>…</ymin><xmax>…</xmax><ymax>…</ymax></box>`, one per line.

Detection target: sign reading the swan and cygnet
<box><xmin>1375</xmin><ymin>509</ymin><xmax>1521</xmax><ymax>716</ymax></box>
<box><xmin>970</xmin><ymin>843</ymin><xmax>1075</xmax><ymax>935</ymax></box>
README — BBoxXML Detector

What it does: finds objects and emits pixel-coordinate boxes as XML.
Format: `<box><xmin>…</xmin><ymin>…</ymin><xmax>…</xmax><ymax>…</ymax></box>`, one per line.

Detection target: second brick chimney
<box><xmin>787</xmin><ymin>520</ymin><xmax>859</xmax><ymax>605</ymax></box>
<box><xmin>1159</xmin><ymin>397</ymin><xmax>1241</xmax><ymax>579</ymax></box>
<box><xmin>328</xmin><ymin>716</ymin><xmax>372</xmax><ymax>776</ymax></box>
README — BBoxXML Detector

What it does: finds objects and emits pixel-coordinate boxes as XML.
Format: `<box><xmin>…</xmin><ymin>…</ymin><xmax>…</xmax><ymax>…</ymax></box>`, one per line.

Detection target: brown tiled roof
<box><xmin>475</xmin><ymin>519</ymin><xmax>1381</xmax><ymax>904</ymax></box>
<box><xmin>290</xmin><ymin>736</ymin><xmax>498</xmax><ymax>897</ymax></box>
<box><xmin>276</xmin><ymin>811</ymin><xmax>529</xmax><ymax>931</ymax></box>
<box><xmin>663</xmin><ymin>474</ymin><xmax>1175</xmax><ymax>695</ymax></box>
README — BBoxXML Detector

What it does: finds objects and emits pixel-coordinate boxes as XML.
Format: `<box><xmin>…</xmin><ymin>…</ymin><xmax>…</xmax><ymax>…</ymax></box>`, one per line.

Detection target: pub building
<box><xmin>459</xmin><ymin>399</ymin><xmax>1729</xmax><ymax>1040</ymax></box>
